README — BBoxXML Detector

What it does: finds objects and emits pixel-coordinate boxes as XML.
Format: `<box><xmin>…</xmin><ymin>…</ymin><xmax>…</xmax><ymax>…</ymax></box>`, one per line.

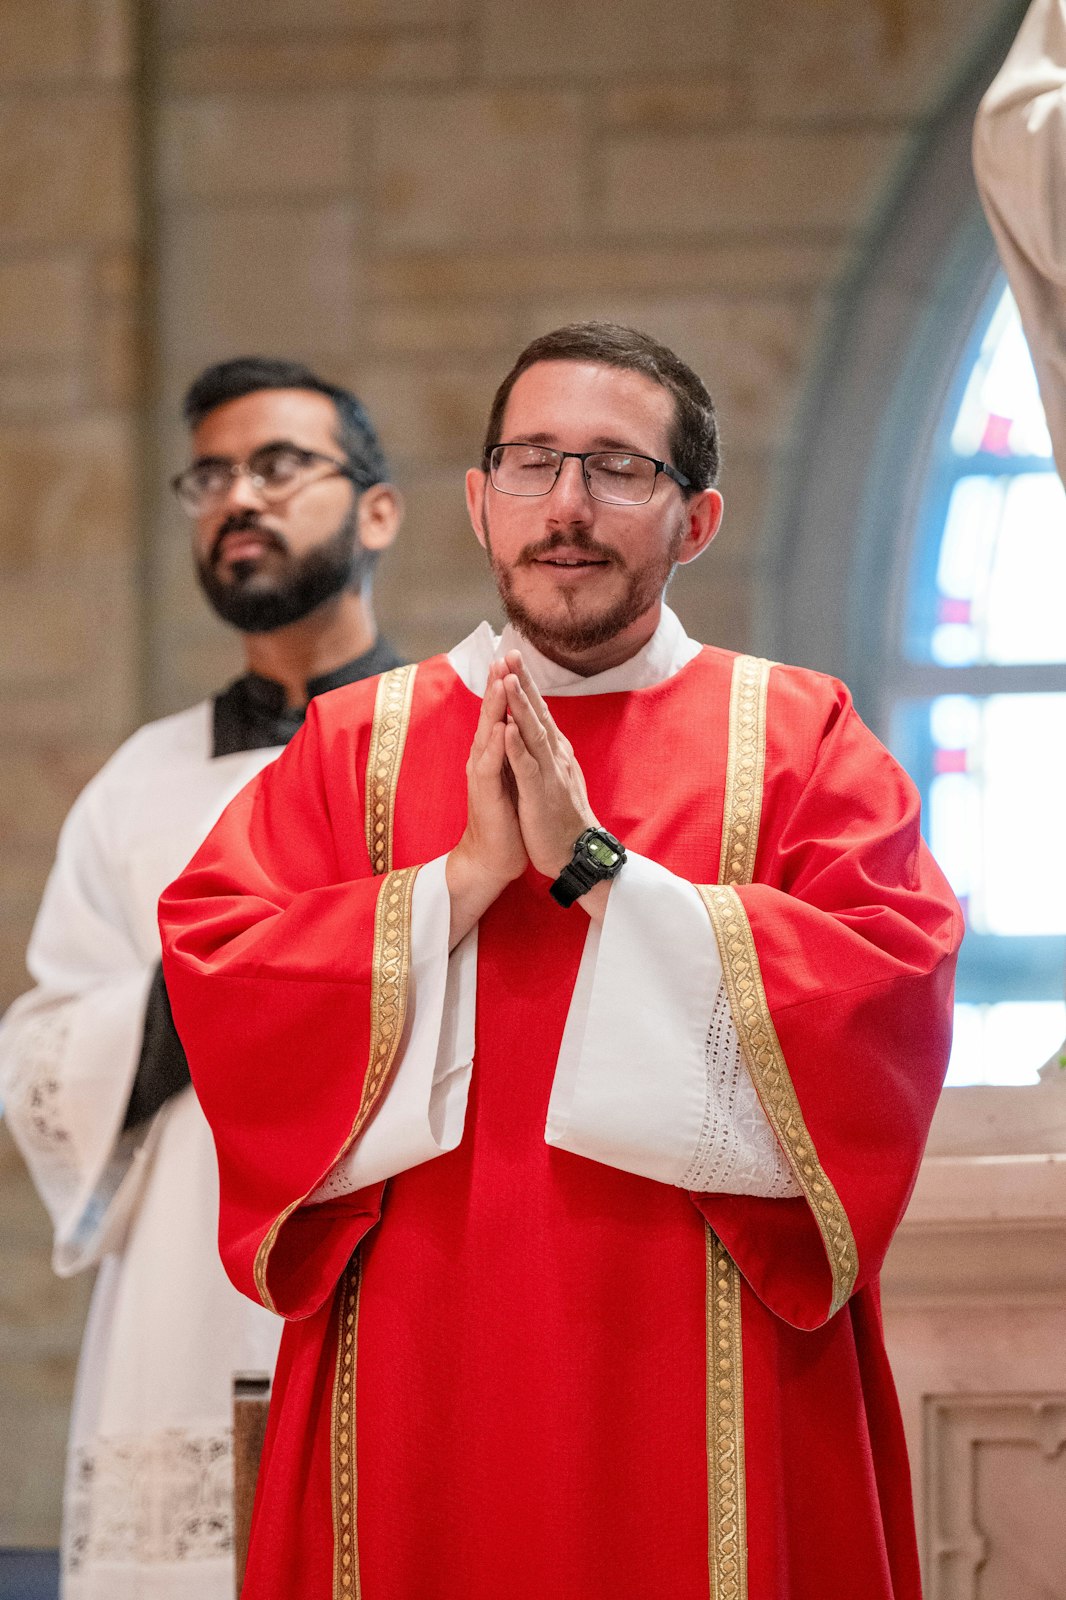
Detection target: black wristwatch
<box><xmin>549</xmin><ymin>828</ymin><xmax>627</xmax><ymax>908</ymax></box>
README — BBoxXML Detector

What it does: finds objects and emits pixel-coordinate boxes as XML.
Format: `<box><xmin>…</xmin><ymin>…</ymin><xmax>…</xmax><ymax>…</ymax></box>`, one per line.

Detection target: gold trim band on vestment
<box><xmin>706</xmin><ymin>1231</ymin><xmax>747</xmax><ymax>1600</ymax></box>
<box><xmin>697</xmin><ymin>884</ymin><xmax>859</xmax><ymax>1320</ymax></box>
<box><xmin>698</xmin><ymin>652</ymin><xmax>774</xmax><ymax>1600</ymax></box>
<box><xmin>717</xmin><ymin>655</ymin><xmax>772</xmax><ymax>890</ymax></box>
<box><xmin>252</xmin><ymin>863</ymin><xmax>420</xmax><ymax>1312</ymax></box>
<box><xmin>365</xmin><ymin>665</ymin><xmax>417</xmax><ymax>876</ymax></box>
<box><xmin>253</xmin><ymin>666</ymin><xmax>418</xmax><ymax>1312</ymax></box>
<box><xmin>331</xmin><ymin>1254</ymin><xmax>362</xmax><ymax>1600</ymax></box>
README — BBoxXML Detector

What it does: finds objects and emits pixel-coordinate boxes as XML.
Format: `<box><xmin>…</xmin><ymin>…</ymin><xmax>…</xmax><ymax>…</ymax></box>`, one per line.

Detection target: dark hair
<box><xmin>182</xmin><ymin>357</ymin><xmax>389</xmax><ymax>486</ymax></box>
<box><xmin>482</xmin><ymin>322</ymin><xmax>720</xmax><ymax>491</ymax></box>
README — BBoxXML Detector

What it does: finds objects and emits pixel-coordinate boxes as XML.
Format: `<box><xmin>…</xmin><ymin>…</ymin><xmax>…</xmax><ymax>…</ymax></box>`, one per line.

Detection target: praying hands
<box><xmin>446</xmin><ymin>650</ymin><xmax>604</xmax><ymax>948</ymax></box>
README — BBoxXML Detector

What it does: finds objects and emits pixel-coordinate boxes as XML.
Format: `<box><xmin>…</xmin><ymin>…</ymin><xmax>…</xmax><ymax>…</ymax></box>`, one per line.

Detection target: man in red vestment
<box><xmin>160</xmin><ymin>323</ymin><xmax>962</xmax><ymax>1600</ymax></box>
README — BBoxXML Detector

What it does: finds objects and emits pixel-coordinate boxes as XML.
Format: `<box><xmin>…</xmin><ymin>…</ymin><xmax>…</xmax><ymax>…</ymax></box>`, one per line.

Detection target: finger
<box><xmin>471</xmin><ymin>718</ymin><xmax>507</xmax><ymax>784</ymax></box>
<box><xmin>504</xmin><ymin>719</ymin><xmax>541</xmax><ymax>787</ymax></box>
<box><xmin>504</xmin><ymin>650</ymin><xmax>559</xmax><ymax>742</ymax></box>
<box><xmin>472</xmin><ymin>674</ymin><xmax>507</xmax><ymax>757</ymax></box>
<box><xmin>503</xmin><ymin>673</ymin><xmax>552</xmax><ymax>763</ymax></box>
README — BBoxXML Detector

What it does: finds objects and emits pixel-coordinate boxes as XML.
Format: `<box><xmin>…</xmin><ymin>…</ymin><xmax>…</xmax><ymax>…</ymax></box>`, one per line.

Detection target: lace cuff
<box><xmin>682</xmin><ymin>978</ymin><xmax>799</xmax><ymax>1197</ymax></box>
<box><xmin>546</xmin><ymin>853</ymin><xmax>799</xmax><ymax>1197</ymax></box>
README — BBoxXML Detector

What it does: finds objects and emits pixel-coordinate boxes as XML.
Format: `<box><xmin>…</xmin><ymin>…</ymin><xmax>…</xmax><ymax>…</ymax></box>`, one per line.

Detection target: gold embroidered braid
<box><xmin>364</xmin><ymin>665</ymin><xmax>417</xmax><ymax>876</ymax></box>
<box><xmin>706</xmin><ymin>1231</ymin><xmax>748</xmax><ymax>1600</ymax></box>
<box><xmin>717</xmin><ymin>656</ymin><xmax>772</xmax><ymax>889</ymax></box>
<box><xmin>331</xmin><ymin>1255</ymin><xmax>361</xmax><ymax>1599</ymax></box>
<box><xmin>696</xmin><ymin>652</ymin><xmax>776</xmax><ymax>1597</ymax></box>
<box><xmin>252</xmin><ymin>864</ymin><xmax>420</xmax><ymax>1312</ymax></box>
<box><xmin>358</xmin><ymin>864</ymin><xmax>419</xmax><ymax>1139</ymax></box>
<box><xmin>698</xmin><ymin>884</ymin><xmax>859</xmax><ymax>1318</ymax></box>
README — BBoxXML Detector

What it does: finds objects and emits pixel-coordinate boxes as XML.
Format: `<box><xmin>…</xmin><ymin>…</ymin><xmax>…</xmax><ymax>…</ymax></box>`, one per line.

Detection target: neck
<box><xmin>242</xmin><ymin>589</ymin><xmax>378</xmax><ymax>709</ymax></box>
<box><xmin>525</xmin><ymin>600</ymin><xmax>663</xmax><ymax>677</ymax></box>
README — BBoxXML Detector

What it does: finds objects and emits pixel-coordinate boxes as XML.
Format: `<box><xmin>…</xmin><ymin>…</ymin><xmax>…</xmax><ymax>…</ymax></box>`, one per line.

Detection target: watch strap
<box><xmin>549</xmin><ymin>855</ymin><xmax>600</xmax><ymax>908</ymax></box>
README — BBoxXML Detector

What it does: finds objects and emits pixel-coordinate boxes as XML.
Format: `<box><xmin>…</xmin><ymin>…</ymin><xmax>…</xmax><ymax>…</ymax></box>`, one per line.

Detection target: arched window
<box><xmin>889</xmin><ymin>282</ymin><xmax>1066</xmax><ymax>1084</ymax></box>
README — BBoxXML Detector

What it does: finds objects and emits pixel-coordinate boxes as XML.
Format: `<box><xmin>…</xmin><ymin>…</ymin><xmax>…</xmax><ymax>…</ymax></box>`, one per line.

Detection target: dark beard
<box><xmin>486</xmin><ymin>524</ymin><xmax>681</xmax><ymax>659</ymax></box>
<box><xmin>196</xmin><ymin>511</ymin><xmax>368</xmax><ymax>634</ymax></box>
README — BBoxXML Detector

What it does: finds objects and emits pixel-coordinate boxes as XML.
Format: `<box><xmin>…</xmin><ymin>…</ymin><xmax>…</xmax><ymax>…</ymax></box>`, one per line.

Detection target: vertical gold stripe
<box><xmin>701</xmin><ymin>652</ymin><xmax>773</xmax><ymax>1599</ymax></box>
<box><xmin>252</xmin><ymin>863</ymin><xmax>420</xmax><ymax>1312</ymax></box>
<box><xmin>364</xmin><ymin>665</ymin><xmax>417</xmax><ymax>876</ymax></box>
<box><xmin>698</xmin><ymin>884</ymin><xmax>858</xmax><ymax>1318</ymax></box>
<box><xmin>706</xmin><ymin>1231</ymin><xmax>747</xmax><ymax>1600</ymax></box>
<box><xmin>331</xmin><ymin>1255</ymin><xmax>361</xmax><ymax>1600</ymax></box>
<box><xmin>717</xmin><ymin>655</ymin><xmax>772</xmax><ymax>891</ymax></box>
<box><xmin>325</xmin><ymin>666</ymin><xmax>414</xmax><ymax>1595</ymax></box>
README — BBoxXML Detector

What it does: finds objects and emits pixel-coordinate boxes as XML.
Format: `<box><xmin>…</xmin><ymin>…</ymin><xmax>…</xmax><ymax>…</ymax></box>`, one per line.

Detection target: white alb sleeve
<box><xmin>307</xmin><ymin>855</ymin><xmax>476</xmax><ymax>1200</ymax></box>
<box><xmin>0</xmin><ymin>787</ymin><xmax>169</xmax><ymax>1276</ymax></box>
<box><xmin>545</xmin><ymin>852</ymin><xmax>799</xmax><ymax>1197</ymax></box>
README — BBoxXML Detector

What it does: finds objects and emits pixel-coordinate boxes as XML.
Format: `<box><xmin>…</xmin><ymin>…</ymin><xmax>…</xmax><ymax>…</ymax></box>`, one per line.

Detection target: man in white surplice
<box><xmin>0</xmin><ymin>357</ymin><xmax>404</xmax><ymax>1600</ymax></box>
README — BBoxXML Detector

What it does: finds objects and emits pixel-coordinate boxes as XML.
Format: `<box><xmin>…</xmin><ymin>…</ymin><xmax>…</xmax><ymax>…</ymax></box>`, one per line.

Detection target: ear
<box><xmin>675</xmin><ymin>488</ymin><xmax>724</xmax><ymax>567</ymax></box>
<box><xmin>356</xmin><ymin>483</ymin><xmax>403</xmax><ymax>552</ymax></box>
<box><xmin>465</xmin><ymin>468</ymin><xmax>489</xmax><ymax>550</ymax></box>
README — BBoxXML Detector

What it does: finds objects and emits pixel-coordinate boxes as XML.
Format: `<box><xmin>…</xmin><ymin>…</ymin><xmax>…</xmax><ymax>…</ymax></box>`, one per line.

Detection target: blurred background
<box><xmin>4</xmin><ymin>0</ymin><xmax>1064</xmax><ymax>1576</ymax></box>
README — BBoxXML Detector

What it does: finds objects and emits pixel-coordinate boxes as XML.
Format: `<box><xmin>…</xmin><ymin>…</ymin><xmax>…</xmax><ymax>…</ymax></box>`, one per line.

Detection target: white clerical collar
<box><xmin>446</xmin><ymin>604</ymin><xmax>701</xmax><ymax>697</ymax></box>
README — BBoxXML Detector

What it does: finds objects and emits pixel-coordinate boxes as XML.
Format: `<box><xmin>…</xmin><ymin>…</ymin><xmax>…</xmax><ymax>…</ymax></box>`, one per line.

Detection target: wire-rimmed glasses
<box><xmin>487</xmin><ymin>443</ymin><xmax>690</xmax><ymax>506</ymax></box>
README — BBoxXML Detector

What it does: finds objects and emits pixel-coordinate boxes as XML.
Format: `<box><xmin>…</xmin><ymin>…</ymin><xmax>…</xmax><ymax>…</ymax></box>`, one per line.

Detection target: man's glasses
<box><xmin>487</xmin><ymin>443</ymin><xmax>690</xmax><ymax>506</ymax></box>
<box><xmin>171</xmin><ymin>442</ymin><xmax>359</xmax><ymax>516</ymax></box>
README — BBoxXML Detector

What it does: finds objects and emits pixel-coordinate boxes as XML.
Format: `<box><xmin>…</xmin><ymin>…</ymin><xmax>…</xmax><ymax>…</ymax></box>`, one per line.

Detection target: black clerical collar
<box><xmin>211</xmin><ymin>636</ymin><xmax>403</xmax><ymax>757</ymax></box>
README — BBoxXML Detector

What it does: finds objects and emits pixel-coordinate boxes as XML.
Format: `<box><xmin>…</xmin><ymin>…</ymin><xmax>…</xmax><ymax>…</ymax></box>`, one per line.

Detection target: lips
<box><xmin>531</xmin><ymin>549</ymin><xmax>612</xmax><ymax>570</ymax></box>
<box><xmin>219</xmin><ymin>532</ymin><xmax>271</xmax><ymax>559</ymax></box>
<box><xmin>212</xmin><ymin>525</ymin><xmax>285</xmax><ymax>569</ymax></box>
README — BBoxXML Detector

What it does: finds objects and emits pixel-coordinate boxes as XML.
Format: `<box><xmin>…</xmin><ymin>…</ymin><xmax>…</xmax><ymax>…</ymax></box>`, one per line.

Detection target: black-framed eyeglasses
<box><xmin>171</xmin><ymin>442</ymin><xmax>360</xmax><ymax>516</ymax></box>
<box><xmin>487</xmin><ymin>443</ymin><xmax>691</xmax><ymax>506</ymax></box>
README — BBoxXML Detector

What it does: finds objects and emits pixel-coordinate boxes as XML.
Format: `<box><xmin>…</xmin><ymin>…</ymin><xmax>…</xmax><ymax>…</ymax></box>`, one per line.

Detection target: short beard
<box><xmin>485</xmin><ymin>521</ymin><xmax>682</xmax><ymax>660</ymax></box>
<box><xmin>196</xmin><ymin>511</ymin><xmax>368</xmax><ymax>634</ymax></box>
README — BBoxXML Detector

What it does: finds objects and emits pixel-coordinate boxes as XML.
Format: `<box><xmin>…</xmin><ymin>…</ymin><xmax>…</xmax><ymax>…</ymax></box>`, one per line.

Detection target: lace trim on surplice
<box><xmin>3</xmin><ymin>1006</ymin><xmax>81</xmax><ymax>1205</ymax></box>
<box><xmin>64</xmin><ymin>1427</ymin><xmax>233</xmax><ymax>1571</ymax></box>
<box><xmin>682</xmin><ymin>978</ymin><xmax>800</xmax><ymax>1198</ymax></box>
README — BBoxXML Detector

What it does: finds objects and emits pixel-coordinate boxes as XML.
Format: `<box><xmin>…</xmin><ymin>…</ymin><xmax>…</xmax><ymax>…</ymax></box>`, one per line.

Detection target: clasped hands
<box><xmin>446</xmin><ymin>650</ymin><xmax>605</xmax><ymax>948</ymax></box>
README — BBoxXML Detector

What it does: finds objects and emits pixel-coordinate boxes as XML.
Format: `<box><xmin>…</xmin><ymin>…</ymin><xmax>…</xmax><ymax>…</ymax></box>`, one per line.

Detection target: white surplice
<box><xmin>311</xmin><ymin>608</ymin><xmax>799</xmax><ymax>1205</ymax></box>
<box><xmin>0</xmin><ymin>705</ymin><xmax>282</xmax><ymax>1600</ymax></box>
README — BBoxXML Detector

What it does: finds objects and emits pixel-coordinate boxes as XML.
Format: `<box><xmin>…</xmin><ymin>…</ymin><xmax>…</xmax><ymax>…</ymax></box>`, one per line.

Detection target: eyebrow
<box><xmin>188</xmin><ymin>438</ymin><xmax>308</xmax><ymax>469</ymax></box>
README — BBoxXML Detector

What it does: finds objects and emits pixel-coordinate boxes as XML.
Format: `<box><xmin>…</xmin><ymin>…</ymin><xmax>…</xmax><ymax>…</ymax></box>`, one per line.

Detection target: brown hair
<box><xmin>482</xmin><ymin>321</ymin><xmax>720</xmax><ymax>491</ymax></box>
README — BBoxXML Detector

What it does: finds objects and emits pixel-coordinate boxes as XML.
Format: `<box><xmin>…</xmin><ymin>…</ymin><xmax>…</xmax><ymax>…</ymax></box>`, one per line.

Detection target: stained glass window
<box><xmin>891</xmin><ymin>282</ymin><xmax>1066</xmax><ymax>1085</ymax></box>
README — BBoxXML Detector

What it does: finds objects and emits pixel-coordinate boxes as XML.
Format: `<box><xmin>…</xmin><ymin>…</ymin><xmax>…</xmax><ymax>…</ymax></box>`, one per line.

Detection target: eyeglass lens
<box><xmin>490</xmin><ymin>445</ymin><xmax>660</xmax><ymax>505</ymax></box>
<box><xmin>175</xmin><ymin>445</ymin><xmax>330</xmax><ymax>512</ymax></box>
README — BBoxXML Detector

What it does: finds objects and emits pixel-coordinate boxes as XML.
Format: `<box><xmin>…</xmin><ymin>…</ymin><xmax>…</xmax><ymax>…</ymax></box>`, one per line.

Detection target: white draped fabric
<box><xmin>974</xmin><ymin>0</ymin><xmax>1066</xmax><ymax>479</ymax></box>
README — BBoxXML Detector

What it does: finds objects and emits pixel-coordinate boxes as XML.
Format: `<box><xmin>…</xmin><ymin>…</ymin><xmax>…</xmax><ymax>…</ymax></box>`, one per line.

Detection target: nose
<box><xmin>547</xmin><ymin>456</ymin><xmax>594</xmax><ymax>522</ymax></box>
<box><xmin>219</xmin><ymin>464</ymin><xmax>268</xmax><ymax>514</ymax></box>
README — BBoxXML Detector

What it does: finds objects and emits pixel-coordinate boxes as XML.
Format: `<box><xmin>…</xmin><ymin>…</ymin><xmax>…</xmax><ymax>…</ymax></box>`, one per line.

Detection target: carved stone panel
<box><xmin>924</xmin><ymin>1394</ymin><xmax>1066</xmax><ymax>1600</ymax></box>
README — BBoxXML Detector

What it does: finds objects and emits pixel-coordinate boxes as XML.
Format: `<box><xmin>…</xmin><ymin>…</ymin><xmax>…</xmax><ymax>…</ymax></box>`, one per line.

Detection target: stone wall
<box><xmin>0</xmin><ymin>0</ymin><xmax>139</xmax><ymax>1544</ymax></box>
<box><xmin>0</xmin><ymin>0</ymin><xmax>1014</xmax><ymax>1548</ymax></box>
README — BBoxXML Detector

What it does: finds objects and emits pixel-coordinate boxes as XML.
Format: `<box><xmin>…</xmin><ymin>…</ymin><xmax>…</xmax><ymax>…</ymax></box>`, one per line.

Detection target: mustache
<box><xmin>209</xmin><ymin>511</ymin><xmax>288</xmax><ymax>565</ymax></box>
<box><xmin>517</xmin><ymin>530</ymin><xmax>620</xmax><ymax>566</ymax></box>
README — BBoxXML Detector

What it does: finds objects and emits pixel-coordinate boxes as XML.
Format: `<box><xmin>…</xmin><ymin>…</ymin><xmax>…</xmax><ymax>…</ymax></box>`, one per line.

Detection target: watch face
<box><xmin>585</xmin><ymin>835</ymin><xmax>621</xmax><ymax>869</ymax></box>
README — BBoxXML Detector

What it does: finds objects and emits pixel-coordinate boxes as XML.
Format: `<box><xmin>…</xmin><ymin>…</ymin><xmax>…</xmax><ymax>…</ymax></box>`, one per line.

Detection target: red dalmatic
<box><xmin>161</xmin><ymin>647</ymin><xmax>961</xmax><ymax>1599</ymax></box>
